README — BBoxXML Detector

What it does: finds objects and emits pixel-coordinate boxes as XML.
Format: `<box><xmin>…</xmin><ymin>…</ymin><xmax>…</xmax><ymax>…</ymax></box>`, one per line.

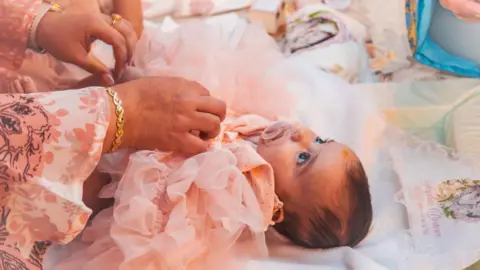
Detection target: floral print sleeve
<box><xmin>0</xmin><ymin>0</ymin><xmax>41</xmax><ymax>70</ymax></box>
<box><xmin>0</xmin><ymin>87</ymin><xmax>111</xmax><ymax>269</ymax></box>
<box><xmin>0</xmin><ymin>0</ymin><xmax>42</xmax><ymax>87</ymax></box>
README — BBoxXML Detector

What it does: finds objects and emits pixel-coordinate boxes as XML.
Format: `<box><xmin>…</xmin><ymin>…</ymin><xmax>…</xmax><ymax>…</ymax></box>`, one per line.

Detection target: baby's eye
<box><xmin>297</xmin><ymin>152</ymin><xmax>310</xmax><ymax>165</ymax></box>
<box><xmin>315</xmin><ymin>137</ymin><xmax>326</xmax><ymax>144</ymax></box>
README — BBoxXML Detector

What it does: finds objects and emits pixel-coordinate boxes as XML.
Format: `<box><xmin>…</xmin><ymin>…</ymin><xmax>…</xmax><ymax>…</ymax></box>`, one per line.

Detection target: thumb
<box><xmin>73</xmin><ymin>73</ymin><xmax>115</xmax><ymax>88</ymax></box>
<box><xmin>74</xmin><ymin>50</ymin><xmax>111</xmax><ymax>76</ymax></box>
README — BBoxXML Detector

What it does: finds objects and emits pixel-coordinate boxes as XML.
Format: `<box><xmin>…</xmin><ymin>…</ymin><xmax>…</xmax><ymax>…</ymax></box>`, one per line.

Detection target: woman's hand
<box><xmin>106</xmin><ymin>77</ymin><xmax>227</xmax><ymax>156</ymax></box>
<box><xmin>113</xmin><ymin>0</ymin><xmax>144</xmax><ymax>37</ymax></box>
<box><xmin>440</xmin><ymin>0</ymin><xmax>480</xmax><ymax>21</ymax></box>
<box><xmin>35</xmin><ymin>6</ymin><xmax>137</xmax><ymax>84</ymax></box>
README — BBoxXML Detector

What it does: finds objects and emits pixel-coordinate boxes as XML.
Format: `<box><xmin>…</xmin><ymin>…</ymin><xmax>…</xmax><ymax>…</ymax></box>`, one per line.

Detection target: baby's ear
<box><xmin>117</xmin><ymin>66</ymin><xmax>145</xmax><ymax>83</ymax></box>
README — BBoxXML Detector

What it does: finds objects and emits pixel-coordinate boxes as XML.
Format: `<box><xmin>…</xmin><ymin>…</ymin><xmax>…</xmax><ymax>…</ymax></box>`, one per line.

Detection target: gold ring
<box><xmin>111</xmin><ymin>13</ymin><xmax>122</xmax><ymax>27</ymax></box>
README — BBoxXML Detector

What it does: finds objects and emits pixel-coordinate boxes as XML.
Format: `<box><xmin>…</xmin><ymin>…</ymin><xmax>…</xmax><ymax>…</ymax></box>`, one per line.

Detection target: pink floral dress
<box><xmin>0</xmin><ymin>1</ymin><xmax>112</xmax><ymax>269</ymax></box>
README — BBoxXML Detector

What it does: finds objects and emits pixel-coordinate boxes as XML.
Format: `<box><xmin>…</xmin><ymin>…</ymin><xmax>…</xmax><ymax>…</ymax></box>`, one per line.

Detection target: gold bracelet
<box><xmin>105</xmin><ymin>87</ymin><xmax>125</xmax><ymax>152</ymax></box>
<box><xmin>28</xmin><ymin>1</ymin><xmax>62</xmax><ymax>53</ymax></box>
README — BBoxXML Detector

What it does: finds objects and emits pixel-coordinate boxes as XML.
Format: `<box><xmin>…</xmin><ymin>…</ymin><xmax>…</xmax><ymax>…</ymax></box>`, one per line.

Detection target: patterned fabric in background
<box><xmin>283</xmin><ymin>4</ymin><xmax>374</xmax><ymax>83</ymax></box>
<box><xmin>405</xmin><ymin>0</ymin><xmax>418</xmax><ymax>53</ymax></box>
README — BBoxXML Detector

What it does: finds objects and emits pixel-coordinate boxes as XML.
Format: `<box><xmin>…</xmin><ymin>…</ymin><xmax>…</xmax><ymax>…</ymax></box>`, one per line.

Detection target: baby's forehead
<box><xmin>301</xmin><ymin>149</ymin><xmax>358</xmax><ymax>195</ymax></box>
<box><xmin>300</xmin><ymin>159</ymin><xmax>348</xmax><ymax>192</ymax></box>
<box><xmin>326</xmin><ymin>141</ymin><xmax>360</xmax><ymax>161</ymax></box>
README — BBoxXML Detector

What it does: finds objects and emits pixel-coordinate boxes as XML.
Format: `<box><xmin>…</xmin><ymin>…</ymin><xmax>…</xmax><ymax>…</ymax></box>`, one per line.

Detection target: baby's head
<box><xmin>257</xmin><ymin>121</ymin><xmax>372</xmax><ymax>249</ymax></box>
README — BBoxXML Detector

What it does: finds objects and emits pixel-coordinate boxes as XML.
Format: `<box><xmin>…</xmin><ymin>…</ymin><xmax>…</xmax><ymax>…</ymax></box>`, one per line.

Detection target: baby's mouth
<box><xmin>261</xmin><ymin>121</ymin><xmax>290</xmax><ymax>144</ymax></box>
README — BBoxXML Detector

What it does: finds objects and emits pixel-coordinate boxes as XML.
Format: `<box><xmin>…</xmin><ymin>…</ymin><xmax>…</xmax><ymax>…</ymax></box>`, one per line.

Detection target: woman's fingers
<box><xmin>454</xmin><ymin>14</ymin><xmax>480</xmax><ymax>22</ymax></box>
<box><xmin>90</xmin><ymin>18</ymin><xmax>129</xmax><ymax>77</ymax></box>
<box><xmin>462</xmin><ymin>0</ymin><xmax>480</xmax><ymax>15</ymax></box>
<box><xmin>72</xmin><ymin>48</ymin><xmax>111</xmax><ymax>77</ymax></box>
<box><xmin>73</xmin><ymin>73</ymin><xmax>115</xmax><ymax>89</ymax></box>
<box><xmin>181</xmin><ymin>133</ymin><xmax>209</xmax><ymax>156</ymax></box>
<box><xmin>195</xmin><ymin>96</ymin><xmax>227</xmax><ymax>121</ymax></box>
<box><xmin>191</xmin><ymin>112</ymin><xmax>221</xmax><ymax>139</ymax></box>
<box><xmin>108</xmin><ymin>16</ymin><xmax>138</xmax><ymax>64</ymax></box>
<box><xmin>445</xmin><ymin>0</ymin><xmax>480</xmax><ymax>21</ymax></box>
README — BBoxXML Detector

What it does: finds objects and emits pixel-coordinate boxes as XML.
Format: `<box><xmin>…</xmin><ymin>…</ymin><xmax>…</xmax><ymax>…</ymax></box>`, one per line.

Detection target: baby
<box><xmin>52</xmin><ymin>111</ymin><xmax>373</xmax><ymax>270</ymax></box>
<box><xmin>0</xmin><ymin>71</ymin><xmax>375</xmax><ymax>249</ymax></box>
<box><xmin>10</xmin><ymin>41</ymin><xmax>373</xmax><ymax>255</ymax></box>
<box><xmin>37</xmin><ymin>20</ymin><xmax>373</xmax><ymax>268</ymax></box>
<box><xmin>257</xmin><ymin>120</ymin><xmax>372</xmax><ymax>249</ymax></box>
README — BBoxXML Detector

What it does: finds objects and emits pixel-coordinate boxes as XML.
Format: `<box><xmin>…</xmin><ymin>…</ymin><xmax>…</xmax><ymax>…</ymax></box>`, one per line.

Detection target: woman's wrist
<box><xmin>105</xmin><ymin>87</ymin><xmax>125</xmax><ymax>152</ymax></box>
<box><xmin>102</xmin><ymin>83</ymin><xmax>136</xmax><ymax>153</ymax></box>
<box><xmin>27</xmin><ymin>3</ymin><xmax>50</xmax><ymax>53</ymax></box>
<box><xmin>35</xmin><ymin>7</ymin><xmax>55</xmax><ymax>53</ymax></box>
<box><xmin>29</xmin><ymin>2</ymin><xmax>62</xmax><ymax>53</ymax></box>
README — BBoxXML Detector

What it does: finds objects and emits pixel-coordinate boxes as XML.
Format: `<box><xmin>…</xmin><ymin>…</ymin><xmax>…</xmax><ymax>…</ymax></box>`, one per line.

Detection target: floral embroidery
<box><xmin>436</xmin><ymin>178</ymin><xmax>480</xmax><ymax>222</ymax></box>
<box><xmin>0</xmin><ymin>95</ymin><xmax>50</xmax><ymax>182</ymax></box>
<box><xmin>0</xmin><ymin>88</ymin><xmax>111</xmax><ymax>268</ymax></box>
<box><xmin>79</xmin><ymin>90</ymin><xmax>104</xmax><ymax>114</ymax></box>
<box><xmin>0</xmin><ymin>1</ymin><xmax>112</xmax><ymax>268</ymax></box>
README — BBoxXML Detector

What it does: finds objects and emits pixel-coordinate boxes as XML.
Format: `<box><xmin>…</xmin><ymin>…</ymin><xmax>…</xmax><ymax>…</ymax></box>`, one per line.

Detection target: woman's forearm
<box><xmin>113</xmin><ymin>0</ymin><xmax>143</xmax><ymax>37</ymax></box>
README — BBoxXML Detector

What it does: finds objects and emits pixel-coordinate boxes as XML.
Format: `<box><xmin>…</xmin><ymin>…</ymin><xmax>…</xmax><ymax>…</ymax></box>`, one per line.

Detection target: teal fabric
<box><xmin>414</xmin><ymin>0</ymin><xmax>480</xmax><ymax>77</ymax></box>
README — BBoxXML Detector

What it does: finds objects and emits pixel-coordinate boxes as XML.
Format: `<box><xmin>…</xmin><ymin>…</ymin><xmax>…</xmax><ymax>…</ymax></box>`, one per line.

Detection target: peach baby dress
<box><xmin>55</xmin><ymin>114</ymin><xmax>283</xmax><ymax>270</ymax></box>
<box><xmin>49</xmin><ymin>20</ymin><xmax>295</xmax><ymax>269</ymax></box>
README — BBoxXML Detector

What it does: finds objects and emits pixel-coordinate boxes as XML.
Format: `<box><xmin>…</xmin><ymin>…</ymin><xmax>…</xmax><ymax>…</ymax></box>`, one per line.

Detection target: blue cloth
<box><xmin>407</xmin><ymin>0</ymin><xmax>480</xmax><ymax>77</ymax></box>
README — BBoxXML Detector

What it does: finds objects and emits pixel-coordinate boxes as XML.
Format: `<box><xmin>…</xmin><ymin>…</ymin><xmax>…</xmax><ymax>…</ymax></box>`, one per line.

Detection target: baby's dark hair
<box><xmin>274</xmin><ymin>160</ymin><xmax>372</xmax><ymax>249</ymax></box>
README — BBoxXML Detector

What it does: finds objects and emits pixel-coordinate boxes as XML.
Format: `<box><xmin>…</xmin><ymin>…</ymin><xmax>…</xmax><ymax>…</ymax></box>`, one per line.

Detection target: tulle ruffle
<box><xmin>130</xmin><ymin>20</ymin><xmax>295</xmax><ymax>121</ymax></box>
<box><xmin>56</xmin><ymin>147</ymin><xmax>269</xmax><ymax>270</ymax></box>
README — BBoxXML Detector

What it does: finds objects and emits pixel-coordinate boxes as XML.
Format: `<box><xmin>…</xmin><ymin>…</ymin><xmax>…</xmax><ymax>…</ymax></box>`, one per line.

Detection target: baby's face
<box><xmin>257</xmin><ymin>122</ymin><xmax>357</xmax><ymax>205</ymax></box>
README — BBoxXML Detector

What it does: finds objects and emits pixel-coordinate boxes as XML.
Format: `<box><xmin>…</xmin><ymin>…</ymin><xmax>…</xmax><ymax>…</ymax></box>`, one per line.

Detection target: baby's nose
<box><xmin>291</xmin><ymin>129</ymin><xmax>313</xmax><ymax>147</ymax></box>
<box><xmin>290</xmin><ymin>129</ymin><xmax>301</xmax><ymax>142</ymax></box>
<box><xmin>290</xmin><ymin>129</ymin><xmax>310</xmax><ymax>145</ymax></box>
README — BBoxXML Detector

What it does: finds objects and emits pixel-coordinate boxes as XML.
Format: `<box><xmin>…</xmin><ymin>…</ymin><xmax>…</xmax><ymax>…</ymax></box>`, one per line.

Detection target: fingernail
<box><xmin>102</xmin><ymin>73</ymin><xmax>115</xmax><ymax>86</ymax></box>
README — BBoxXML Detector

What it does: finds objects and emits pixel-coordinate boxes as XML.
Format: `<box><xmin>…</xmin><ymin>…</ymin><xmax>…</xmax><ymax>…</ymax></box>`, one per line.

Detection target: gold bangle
<box><xmin>42</xmin><ymin>0</ymin><xmax>63</xmax><ymax>12</ymax></box>
<box><xmin>105</xmin><ymin>87</ymin><xmax>125</xmax><ymax>152</ymax></box>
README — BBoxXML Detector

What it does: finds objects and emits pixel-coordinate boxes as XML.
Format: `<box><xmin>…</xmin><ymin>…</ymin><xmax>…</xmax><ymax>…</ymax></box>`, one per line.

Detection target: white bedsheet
<box><xmin>45</xmin><ymin>10</ymin><xmax>479</xmax><ymax>270</ymax></box>
<box><xmin>158</xmin><ymin>17</ymin><xmax>409</xmax><ymax>269</ymax></box>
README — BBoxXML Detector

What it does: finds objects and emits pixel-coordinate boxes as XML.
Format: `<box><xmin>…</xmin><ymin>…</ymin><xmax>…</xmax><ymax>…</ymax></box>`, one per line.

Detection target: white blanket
<box><xmin>45</xmin><ymin>10</ymin><xmax>479</xmax><ymax>270</ymax></box>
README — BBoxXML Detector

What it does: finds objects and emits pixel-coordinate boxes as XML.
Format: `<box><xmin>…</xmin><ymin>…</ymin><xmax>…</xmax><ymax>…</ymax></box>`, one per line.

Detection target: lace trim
<box><xmin>383</xmin><ymin>123</ymin><xmax>480</xmax><ymax>267</ymax></box>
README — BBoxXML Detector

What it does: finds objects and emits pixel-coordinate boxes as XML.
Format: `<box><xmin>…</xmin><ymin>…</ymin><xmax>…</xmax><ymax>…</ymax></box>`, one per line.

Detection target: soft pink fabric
<box><xmin>0</xmin><ymin>88</ymin><xmax>111</xmax><ymax>268</ymax></box>
<box><xmin>0</xmin><ymin>0</ymin><xmax>42</xmax><ymax>85</ymax></box>
<box><xmin>56</xmin><ymin>115</ymin><xmax>282</xmax><ymax>270</ymax></box>
<box><xmin>54</xmin><ymin>22</ymin><xmax>293</xmax><ymax>270</ymax></box>
<box><xmin>182</xmin><ymin>0</ymin><xmax>214</xmax><ymax>15</ymax></box>
<box><xmin>132</xmin><ymin>22</ymin><xmax>295</xmax><ymax>120</ymax></box>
